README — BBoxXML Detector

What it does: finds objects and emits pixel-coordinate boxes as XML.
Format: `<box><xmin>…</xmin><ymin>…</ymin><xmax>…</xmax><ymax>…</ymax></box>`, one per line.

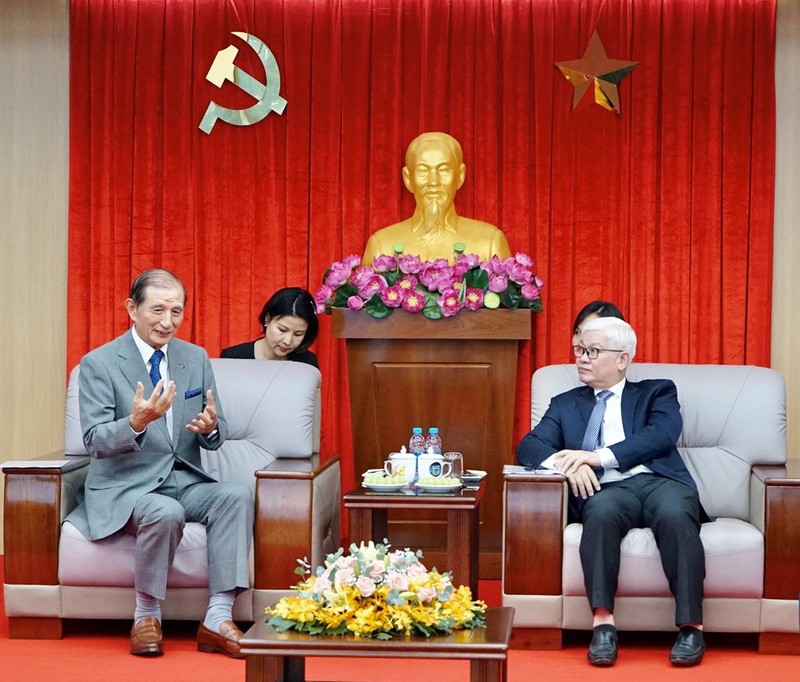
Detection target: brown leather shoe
<box><xmin>130</xmin><ymin>617</ymin><xmax>164</xmax><ymax>656</ymax></box>
<box><xmin>197</xmin><ymin>620</ymin><xmax>244</xmax><ymax>658</ymax></box>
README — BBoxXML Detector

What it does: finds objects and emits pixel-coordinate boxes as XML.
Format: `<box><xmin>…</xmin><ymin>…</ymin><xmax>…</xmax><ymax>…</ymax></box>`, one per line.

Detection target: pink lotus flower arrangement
<box><xmin>315</xmin><ymin>251</ymin><xmax>544</xmax><ymax>319</ymax></box>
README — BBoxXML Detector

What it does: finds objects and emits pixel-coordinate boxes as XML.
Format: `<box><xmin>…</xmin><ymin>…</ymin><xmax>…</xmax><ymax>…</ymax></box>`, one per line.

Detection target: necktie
<box><xmin>582</xmin><ymin>390</ymin><xmax>613</xmax><ymax>451</ymax></box>
<box><xmin>149</xmin><ymin>350</ymin><xmax>164</xmax><ymax>387</ymax></box>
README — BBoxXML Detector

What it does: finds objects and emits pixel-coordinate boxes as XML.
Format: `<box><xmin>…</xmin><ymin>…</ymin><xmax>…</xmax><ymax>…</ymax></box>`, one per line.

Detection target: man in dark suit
<box><xmin>66</xmin><ymin>269</ymin><xmax>253</xmax><ymax>658</ymax></box>
<box><xmin>517</xmin><ymin>316</ymin><xmax>706</xmax><ymax>667</ymax></box>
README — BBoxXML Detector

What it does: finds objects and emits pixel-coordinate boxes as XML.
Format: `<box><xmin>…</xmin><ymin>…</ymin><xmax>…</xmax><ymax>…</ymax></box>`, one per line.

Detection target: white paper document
<box><xmin>502</xmin><ymin>464</ymin><xmax>567</xmax><ymax>477</ymax></box>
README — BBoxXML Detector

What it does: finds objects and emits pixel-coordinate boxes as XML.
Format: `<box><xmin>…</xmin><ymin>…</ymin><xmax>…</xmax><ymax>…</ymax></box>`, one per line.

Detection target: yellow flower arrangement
<box><xmin>265</xmin><ymin>541</ymin><xmax>487</xmax><ymax>640</ymax></box>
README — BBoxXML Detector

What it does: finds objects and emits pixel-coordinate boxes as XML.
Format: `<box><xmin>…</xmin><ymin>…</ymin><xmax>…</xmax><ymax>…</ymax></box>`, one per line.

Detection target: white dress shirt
<box><xmin>595</xmin><ymin>377</ymin><xmax>652</xmax><ymax>483</ymax></box>
<box><xmin>130</xmin><ymin>327</ymin><xmax>173</xmax><ymax>440</ymax></box>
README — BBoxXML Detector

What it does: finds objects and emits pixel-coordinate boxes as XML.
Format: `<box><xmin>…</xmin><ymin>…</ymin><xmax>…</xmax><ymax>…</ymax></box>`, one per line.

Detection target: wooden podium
<box><xmin>333</xmin><ymin>308</ymin><xmax>531</xmax><ymax>578</ymax></box>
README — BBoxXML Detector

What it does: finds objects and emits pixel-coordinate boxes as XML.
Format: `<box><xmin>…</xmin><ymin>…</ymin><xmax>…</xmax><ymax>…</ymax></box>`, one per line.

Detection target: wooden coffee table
<box><xmin>240</xmin><ymin>605</ymin><xmax>513</xmax><ymax>682</ymax></box>
<box><xmin>344</xmin><ymin>480</ymin><xmax>485</xmax><ymax>595</ymax></box>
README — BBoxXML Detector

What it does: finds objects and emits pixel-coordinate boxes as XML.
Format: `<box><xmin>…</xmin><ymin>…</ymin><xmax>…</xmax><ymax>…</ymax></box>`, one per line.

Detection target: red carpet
<box><xmin>1</xmin><ymin>555</ymin><xmax>796</xmax><ymax>681</ymax></box>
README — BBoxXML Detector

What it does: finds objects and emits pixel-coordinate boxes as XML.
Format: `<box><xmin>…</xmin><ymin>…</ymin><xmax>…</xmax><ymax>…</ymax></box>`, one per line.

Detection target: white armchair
<box><xmin>503</xmin><ymin>363</ymin><xmax>800</xmax><ymax>654</ymax></box>
<box><xmin>3</xmin><ymin>359</ymin><xmax>341</xmax><ymax>638</ymax></box>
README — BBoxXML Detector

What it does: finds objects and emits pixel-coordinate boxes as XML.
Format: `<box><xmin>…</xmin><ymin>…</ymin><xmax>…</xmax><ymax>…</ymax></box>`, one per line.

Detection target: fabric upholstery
<box><xmin>507</xmin><ymin>362</ymin><xmax>787</xmax><ymax>634</ymax></box>
<box><xmin>7</xmin><ymin>358</ymin><xmax>336</xmax><ymax>625</ymax></box>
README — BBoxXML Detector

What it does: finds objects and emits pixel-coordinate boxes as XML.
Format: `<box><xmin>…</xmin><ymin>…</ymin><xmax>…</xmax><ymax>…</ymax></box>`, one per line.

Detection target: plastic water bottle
<box><xmin>409</xmin><ymin>427</ymin><xmax>425</xmax><ymax>455</ymax></box>
<box><xmin>409</xmin><ymin>426</ymin><xmax>425</xmax><ymax>484</ymax></box>
<box><xmin>425</xmin><ymin>427</ymin><xmax>442</xmax><ymax>455</ymax></box>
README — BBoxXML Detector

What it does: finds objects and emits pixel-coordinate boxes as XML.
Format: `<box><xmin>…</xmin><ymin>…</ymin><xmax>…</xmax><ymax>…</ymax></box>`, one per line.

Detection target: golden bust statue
<box><xmin>362</xmin><ymin>132</ymin><xmax>512</xmax><ymax>263</ymax></box>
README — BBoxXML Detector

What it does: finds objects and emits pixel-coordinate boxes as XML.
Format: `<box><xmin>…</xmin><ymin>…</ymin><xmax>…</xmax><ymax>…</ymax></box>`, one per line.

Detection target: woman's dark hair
<box><xmin>258</xmin><ymin>287</ymin><xmax>319</xmax><ymax>351</ymax></box>
<box><xmin>573</xmin><ymin>300</ymin><xmax>626</xmax><ymax>334</ymax></box>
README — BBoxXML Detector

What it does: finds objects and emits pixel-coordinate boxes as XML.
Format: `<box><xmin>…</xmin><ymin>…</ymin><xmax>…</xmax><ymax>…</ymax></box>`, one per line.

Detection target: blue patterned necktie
<box><xmin>149</xmin><ymin>350</ymin><xmax>164</xmax><ymax>387</ymax></box>
<box><xmin>582</xmin><ymin>390</ymin><xmax>613</xmax><ymax>451</ymax></box>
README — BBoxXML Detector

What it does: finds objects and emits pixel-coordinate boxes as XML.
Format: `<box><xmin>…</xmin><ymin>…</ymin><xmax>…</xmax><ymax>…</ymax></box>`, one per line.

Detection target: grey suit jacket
<box><xmin>67</xmin><ymin>329</ymin><xmax>227</xmax><ymax>540</ymax></box>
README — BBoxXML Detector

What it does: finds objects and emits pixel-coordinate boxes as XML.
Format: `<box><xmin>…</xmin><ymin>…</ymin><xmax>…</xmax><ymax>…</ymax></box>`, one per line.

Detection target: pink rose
<box><xmin>405</xmin><ymin>562</ymin><xmax>428</xmax><ymax>579</ymax></box>
<box><xmin>334</xmin><ymin>555</ymin><xmax>355</xmax><ymax>570</ymax></box>
<box><xmin>386</xmin><ymin>572</ymin><xmax>409</xmax><ymax>591</ymax></box>
<box><xmin>415</xmin><ymin>586</ymin><xmax>438</xmax><ymax>603</ymax></box>
<box><xmin>334</xmin><ymin>567</ymin><xmax>356</xmax><ymax>586</ymax></box>
<box><xmin>369</xmin><ymin>560</ymin><xmax>386</xmax><ymax>580</ymax></box>
<box><xmin>312</xmin><ymin>575</ymin><xmax>332</xmax><ymax>594</ymax></box>
<box><xmin>355</xmin><ymin>575</ymin><xmax>376</xmax><ymax>597</ymax></box>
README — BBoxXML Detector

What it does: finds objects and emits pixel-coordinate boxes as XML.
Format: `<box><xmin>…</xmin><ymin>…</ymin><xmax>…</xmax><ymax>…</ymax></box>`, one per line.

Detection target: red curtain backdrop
<box><xmin>68</xmin><ymin>0</ymin><xmax>776</xmax><ymax>494</ymax></box>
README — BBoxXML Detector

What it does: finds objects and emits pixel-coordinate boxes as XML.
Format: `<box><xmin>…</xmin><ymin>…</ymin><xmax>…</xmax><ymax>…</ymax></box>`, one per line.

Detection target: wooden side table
<box><xmin>344</xmin><ymin>481</ymin><xmax>485</xmax><ymax>595</ymax></box>
<box><xmin>241</xmin><ymin>605</ymin><xmax>514</xmax><ymax>682</ymax></box>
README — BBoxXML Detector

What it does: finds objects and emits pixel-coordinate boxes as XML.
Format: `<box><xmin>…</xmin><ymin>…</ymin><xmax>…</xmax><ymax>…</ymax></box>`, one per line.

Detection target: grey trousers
<box><xmin>125</xmin><ymin>467</ymin><xmax>253</xmax><ymax>600</ymax></box>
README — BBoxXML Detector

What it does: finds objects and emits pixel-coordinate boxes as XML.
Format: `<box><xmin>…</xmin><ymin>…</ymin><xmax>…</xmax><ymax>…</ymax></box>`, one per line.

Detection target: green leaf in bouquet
<box><xmin>464</xmin><ymin>267</ymin><xmax>489</xmax><ymax>290</ymax></box>
<box><xmin>333</xmin><ymin>281</ymin><xmax>359</xmax><ymax>307</ymax></box>
<box><xmin>499</xmin><ymin>289</ymin><xmax>519</xmax><ymax>309</ymax></box>
<box><xmin>364</xmin><ymin>297</ymin><xmax>392</xmax><ymax>318</ymax></box>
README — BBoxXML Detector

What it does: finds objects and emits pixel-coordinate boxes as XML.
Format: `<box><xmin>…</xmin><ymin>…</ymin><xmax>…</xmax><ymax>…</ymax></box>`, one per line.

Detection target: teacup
<box><xmin>384</xmin><ymin>452</ymin><xmax>453</xmax><ymax>484</ymax></box>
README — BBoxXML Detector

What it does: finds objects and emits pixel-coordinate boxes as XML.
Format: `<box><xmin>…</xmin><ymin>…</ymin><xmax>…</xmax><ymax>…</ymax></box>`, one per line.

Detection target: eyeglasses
<box><xmin>572</xmin><ymin>345</ymin><xmax>625</xmax><ymax>360</ymax></box>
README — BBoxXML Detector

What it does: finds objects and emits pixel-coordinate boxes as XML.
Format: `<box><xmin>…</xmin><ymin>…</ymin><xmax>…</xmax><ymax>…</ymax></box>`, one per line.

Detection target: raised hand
<box><xmin>186</xmin><ymin>389</ymin><xmax>218</xmax><ymax>434</ymax></box>
<box><xmin>129</xmin><ymin>380</ymin><xmax>177</xmax><ymax>432</ymax></box>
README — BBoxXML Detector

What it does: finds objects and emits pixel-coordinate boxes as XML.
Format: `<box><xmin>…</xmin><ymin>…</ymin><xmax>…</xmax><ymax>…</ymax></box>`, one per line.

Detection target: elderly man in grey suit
<box><xmin>66</xmin><ymin>269</ymin><xmax>253</xmax><ymax>658</ymax></box>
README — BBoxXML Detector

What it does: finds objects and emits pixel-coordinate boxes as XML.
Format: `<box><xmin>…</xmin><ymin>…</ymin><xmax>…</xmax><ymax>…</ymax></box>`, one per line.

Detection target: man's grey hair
<box><xmin>129</xmin><ymin>269</ymin><xmax>187</xmax><ymax>307</ymax></box>
<box><xmin>581</xmin><ymin>316</ymin><xmax>637</xmax><ymax>360</ymax></box>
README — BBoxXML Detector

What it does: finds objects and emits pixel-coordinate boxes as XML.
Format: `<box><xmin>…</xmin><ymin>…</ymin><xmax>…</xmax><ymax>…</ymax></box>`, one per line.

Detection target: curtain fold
<box><xmin>68</xmin><ymin>0</ymin><xmax>776</xmax><ymax>493</ymax></box>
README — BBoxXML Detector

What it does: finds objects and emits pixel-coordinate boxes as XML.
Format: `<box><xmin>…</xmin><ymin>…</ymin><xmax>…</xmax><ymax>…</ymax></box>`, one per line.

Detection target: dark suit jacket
<box><xmin>66</xmin><ymin>330</ymin><xmax>227</xmax><ymax>540</ymax></box>
<box><xmin>220</xmin><ymin>339</ymin><xmax>318</xmax><ymax>368</ymax></box>
<box><xmin>517</xmin><ymin>378</ymin><xmax>699</xmax><ymax>495</ymax></box>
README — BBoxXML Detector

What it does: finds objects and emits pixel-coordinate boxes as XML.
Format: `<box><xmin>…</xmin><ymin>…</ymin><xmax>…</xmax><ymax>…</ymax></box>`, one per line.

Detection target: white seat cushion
<box><xmin>562</xmin><ymin>517</ymin><xmax>763</xmax><ymax>598</ymax></box>
<box><xmin>58</xmin><ymin>521</ymin><xmax>211</xmax><ymax>588</ymax></box>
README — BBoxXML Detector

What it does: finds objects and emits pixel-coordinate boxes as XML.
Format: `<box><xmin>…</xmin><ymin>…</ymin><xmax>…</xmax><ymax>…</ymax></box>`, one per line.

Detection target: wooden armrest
<box><xmin>502</xmin><ymin>474</ymin><xmax>566</xmax><ymax>595</ymax></box>
<box><xmin>2</xmin><ymin>453</ymin><xmax>89</xmax><ymax>585</ymax></box>
<box><xmin>253</xmin><ymin>453</ymin><xmax>341</xmax><ymax>589</ymax></box>
<box><xmin>753</xmin><ymin>463</ymin><xmax>800</xmax><ymax>599</ymax></box>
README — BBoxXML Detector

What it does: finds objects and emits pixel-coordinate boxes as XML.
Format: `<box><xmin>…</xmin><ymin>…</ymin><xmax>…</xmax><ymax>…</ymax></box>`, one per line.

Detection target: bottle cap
<box><xmin>429</xmin><ymin>427</ymin><xmax>439</xmax><ymax>434</ymax></box>
<box><xmin>412</xmin><ymin>427</ymin><xmax>423</xmax><ymax>434</ymax></box>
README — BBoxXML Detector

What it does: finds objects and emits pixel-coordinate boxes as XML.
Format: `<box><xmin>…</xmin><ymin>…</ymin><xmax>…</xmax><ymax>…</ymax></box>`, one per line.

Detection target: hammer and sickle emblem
<box><xmin>199</xmin><ymin>32</ymin><xmax>287</xmax><ymax>134</ymax></box>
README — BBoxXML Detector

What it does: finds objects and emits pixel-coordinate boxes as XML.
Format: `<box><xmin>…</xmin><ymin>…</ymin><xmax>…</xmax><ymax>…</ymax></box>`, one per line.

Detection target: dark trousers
<box><xmin>579</xmin><ymin>474</ymin><xmax>705</xmax><ymax>625</ymax></box>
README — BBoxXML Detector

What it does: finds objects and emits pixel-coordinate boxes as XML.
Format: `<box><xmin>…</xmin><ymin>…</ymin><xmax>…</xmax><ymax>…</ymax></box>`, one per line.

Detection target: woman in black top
<box><xmin>221</xmin><ymin>288</ymin><xmax>319</xmax><ymax>367</ymax></box>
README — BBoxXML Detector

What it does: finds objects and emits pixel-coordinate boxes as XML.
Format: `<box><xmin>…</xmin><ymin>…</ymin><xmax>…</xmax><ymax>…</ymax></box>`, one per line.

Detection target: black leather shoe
<box><xmin>587</xmin><ymin>624</ymin><xmax>618</xmax><ymax>666</ymax></box>
<box><xmin>670</xmin><ymin>626</ymin><xmax>705</xmax><ymax>667</ymax></box>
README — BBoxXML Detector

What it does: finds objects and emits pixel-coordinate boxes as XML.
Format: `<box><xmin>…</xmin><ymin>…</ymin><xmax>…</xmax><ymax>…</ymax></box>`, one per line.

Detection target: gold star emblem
<box><xmin>556</xmin><ymin>30</ymin><xmax>638</xmax><ymax>115</ymax></box>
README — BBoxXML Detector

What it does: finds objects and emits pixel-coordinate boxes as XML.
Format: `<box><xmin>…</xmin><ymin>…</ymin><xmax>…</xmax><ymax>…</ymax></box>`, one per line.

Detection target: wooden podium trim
<box><xmin>332</xmin><ymin>308</ymin><xmax>532</xmax><ymax>340</ymax></box>
<box><xmin>331</xmin><ymin>307</ymin><xmax>532</xmax><ymax>579</ymax></box>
